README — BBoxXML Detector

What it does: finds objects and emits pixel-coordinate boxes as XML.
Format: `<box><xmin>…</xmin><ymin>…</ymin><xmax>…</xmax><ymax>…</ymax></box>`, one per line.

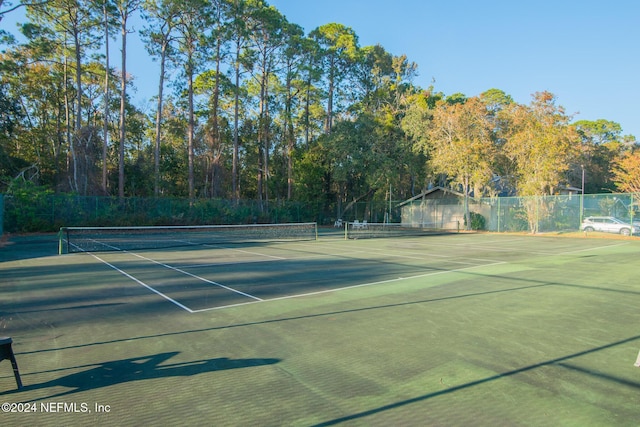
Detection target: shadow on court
<box><xmin>3</xmin><ymin>234</ymin><xmax>640</xmax><ymax>424</ymax></box>
<box><xmin>0</xmin><ymin>352</ymin><xmax>280</xmax><ymax>400</ymax></box>
<box><xmin>310</xmin><ymin>335</ymin><xmax>640</xmax><ymax>426</ymax></box>
<box><xmin>0</xmin><ymin>234</ymin><xmax>58</xmax><ymax>262</ymax></box>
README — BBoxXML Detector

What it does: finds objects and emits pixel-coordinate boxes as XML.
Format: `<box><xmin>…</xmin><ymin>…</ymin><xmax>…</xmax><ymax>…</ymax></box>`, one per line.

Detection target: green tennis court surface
<box><xmin>1</xmin><ymin>232</ymin><xmax>639</xmax><ymax>425</ymax></box>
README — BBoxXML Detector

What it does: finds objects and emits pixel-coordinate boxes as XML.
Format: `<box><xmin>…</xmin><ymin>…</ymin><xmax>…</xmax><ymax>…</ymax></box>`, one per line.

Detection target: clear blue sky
<box><xmin>269</xmin><ymin>0</ymin><xmax>640</xmax><ymax>138</ymax></box>
<box><xmin>2</xmin><ymin>1</ymin><xmax>639</xmax><ymax>137</ymax></box>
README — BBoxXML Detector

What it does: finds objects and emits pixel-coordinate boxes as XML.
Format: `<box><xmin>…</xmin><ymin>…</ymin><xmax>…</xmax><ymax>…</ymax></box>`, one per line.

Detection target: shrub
<box><xmin>465</xmin><ymin>211</ymin><xmax>486</xmax><ymax>230</ymax></box>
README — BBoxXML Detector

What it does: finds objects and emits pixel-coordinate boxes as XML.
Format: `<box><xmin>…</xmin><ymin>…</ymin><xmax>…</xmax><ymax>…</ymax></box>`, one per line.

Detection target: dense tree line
<box><xmin>0</xmin><ymin>0</ymin><xmax>638</xmax><ymax>222</ymax></box>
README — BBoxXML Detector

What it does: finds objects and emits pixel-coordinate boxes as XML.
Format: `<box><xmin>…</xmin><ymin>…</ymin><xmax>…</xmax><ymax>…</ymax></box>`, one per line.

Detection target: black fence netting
<box><xmin>2</xmin><ymin>193</ymin><xmax>402</xmax><ymax>233</ymax></box>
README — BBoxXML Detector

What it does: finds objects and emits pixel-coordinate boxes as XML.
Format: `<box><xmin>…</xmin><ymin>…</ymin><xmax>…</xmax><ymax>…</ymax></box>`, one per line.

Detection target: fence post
<box><xmin>579</xmin><ymin>190</ymin><xmax>584</xmax><ymax>225</ymax></box>
<box><xmin>497</xmin><ymin>197</ymin><xmax>501</xmax><ymax>232</ymax></box>
<box><xmin>536</xmin><ymin>196</ymin><xmax>540</xmax><ymax>233</ymax></box>
<box><xmin>631</xmin><ymin>193</ymin><xmax>635</xmax><ymax>232</ymax></box>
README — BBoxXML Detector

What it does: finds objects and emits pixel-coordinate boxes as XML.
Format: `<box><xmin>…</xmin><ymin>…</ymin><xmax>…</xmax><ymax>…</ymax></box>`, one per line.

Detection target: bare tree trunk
<box><xmin>211</xmin><ymin>38</ymin><xmax>221</xmax><ymax>198</ymax></box>
<box><xmin>154</xmin><ymin>44</ymin><xmax>167</xmax><ymax>197</ymax></box>
<box><xmin>187</xmin><ymin>60</ymin><xmax>195</xmax><ymax>200</ymax></box>
<box><xmin>262</xmin><ymin>69</ymin><xmax>270</xmax><ymax>206</ymax></box>
<box><xmin>285</xmin><ymin>65</ymin><xmax>298</xmax><ymax>200</ymax></box>
<box><xmin>70</xmin><ymin>32</ymin><xmax>81</xmax><ymax>192</ymax></box>
<box><xmin>232</xmin><ymin>46</ymin><xmax>240</xmax><ymax>202</ymax></box>
<box><xmin>63</xmin><ymin>50</ymin><xmax>77</xmax><ymax>192</ymax></box>
<box><xmin>118</xmin><ymin>11</ymin><xmax>127</xmax><ymax>199</ymax></box>
<box><xmin>286</xmin><ymin>84</ymin><xmax>293</xmax><ymax>200</ymax></box>
<box><xmin>102</xmin><ymin>2</ymin><xmax>110</xmax><ymax>194</ymax></box>
<box><xmin>74</xmin><ymin>29</ymin><xmax>83</xmax><ymax>132</ymax></box>
<box><xmin>304</xmin><ymin>79</ymin><xmax>310</xmax><ymax>148</ymax></box>
<box><xmin>325</xmin><ymin>56</ymin><xmax>335</xmax><ymax>135</ymax></box>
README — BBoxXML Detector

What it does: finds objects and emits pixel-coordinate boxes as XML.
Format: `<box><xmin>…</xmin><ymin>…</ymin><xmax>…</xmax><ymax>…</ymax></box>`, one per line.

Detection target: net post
<box><xmin>314</xmin><ymin>222</ymin><xmax>318</xmax><ymax>240</ymax></box>
<box><xmin>58</xmin><ymin>227</ymin><xmax>66</xmax><ymax>255</ymax></box>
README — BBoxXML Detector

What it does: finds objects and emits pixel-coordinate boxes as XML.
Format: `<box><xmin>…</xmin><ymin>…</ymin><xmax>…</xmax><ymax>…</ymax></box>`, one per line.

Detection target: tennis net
<box><xmin>59</xmin><ymin>222</ymin><xmax>318</xmax><ymax>253</ymax></box>
<box><xmin>345</xmin><ymin>222</ymin><xmax>454</xmax><ymax>239</ymax></box>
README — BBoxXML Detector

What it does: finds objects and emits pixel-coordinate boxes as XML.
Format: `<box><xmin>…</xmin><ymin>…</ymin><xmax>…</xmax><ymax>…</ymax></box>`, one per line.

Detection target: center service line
<box><xmin>127</xmin><ymin>251</ymin><xmax>263</xmax><ymax>301</ymax></box>
<box><xmin>89</xmin><ymin>253</ymin><xmax>195</xmax><ymax>313</ymax></box>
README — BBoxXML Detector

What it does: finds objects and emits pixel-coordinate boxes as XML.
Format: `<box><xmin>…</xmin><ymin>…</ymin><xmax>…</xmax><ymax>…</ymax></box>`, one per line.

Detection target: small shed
<box><xmin>398</xmin><ymin>186</ymin><xmax>472</xmax><ymax>230</ymax></box>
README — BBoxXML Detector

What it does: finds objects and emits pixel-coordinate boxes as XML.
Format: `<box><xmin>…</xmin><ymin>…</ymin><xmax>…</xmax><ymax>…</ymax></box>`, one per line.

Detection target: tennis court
<box><xmin>1</xmin><ymin>228</ymin><xmax>639</xmax><ymax>425</ymax></box>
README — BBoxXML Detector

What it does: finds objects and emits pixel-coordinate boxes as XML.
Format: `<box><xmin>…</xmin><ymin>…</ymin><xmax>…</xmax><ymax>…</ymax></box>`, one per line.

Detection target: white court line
<box><xmin>404</xmin><ymin>239</ymin><xmax>562</xmax><ymax>256</ymax></box>
<box><xmin>217</xmin><ymin>240</ymin><xmax>491</xmax><ymax>277</ymax></box>
<box><xmin>83</xmin><ymin>235</ymin><xmax>611</xmax><ymax>314</ymax></box>
<box><xmin>288</xmin><ymin>240</ymin><xmax>448</xmax><ymax>259</ymax></box>
<box><xmin>294</xmin><ymin>239</ymin><xmax>479</xmax><ymax>260</ymax></box>
<box><xmin>324</xmin><ymin>235</ymin><xmax>633</xmax><ymax>259</ymax></box>
<box><xmin>126</xmin><ymin>251</ymin><xmax>263</xmax><ymax>302</ymax></box>
<box><xmin>409</xmin><ymin>237</ymin><xmax>632</xmax><ymax>257</ymax></box>
<box><xmin>175</xmin><ymin>244</ymin><xmax>288</xmax><ymax>269</ymax></box>
<box><xmin>83</xmin><ymin>245</ymin><xmax>264</xmax><ymax>312</ymax></box>
<box><xmin>185</xmin><ymin>240</ymin><xmax>377</xmax><ymax>267</ymax></box>
<box><xmin>202</xmin><ymin>244</ymin><xmax>286</xmax><ymax>260</ymax></box>
<box><xmin>557</xmin><ymin>241</ymin><xmax>630</xmax><ymax>255</ymax></box>
<box><xmin>190</xmin><ymin>260</ymin><xmax>507</xmax><ymax>313</ymax></box>
<box><xmin>292</xmin><ymin>240</ymin><xmax>498</xmax><ymax>265</ymax></box>
<box><xmin>446</xmin><ymin>237</ymin><xmax>530</xmax><ymax>245</ymax></box>
<box><xmin>178</xmin><ymin>257</ymin><xmax>284</xmax><ymax>269</ymax></box>
<box><xmin>88</xmin><ymin>253</ymin><xmax>195</xmax><ymax>313</ymax></box>
<box><xmin>179</xmin><ymin>251</ymin><xmax>339</xmax><ymax>269</ymax></box>
<box><xmin>79</xmin><ymin>239</ymin><xmax>262</xmax><ymax>301</ymax></box>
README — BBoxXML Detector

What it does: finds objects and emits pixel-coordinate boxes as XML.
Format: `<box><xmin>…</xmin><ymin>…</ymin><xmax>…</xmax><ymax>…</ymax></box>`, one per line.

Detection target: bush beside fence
<box><xmin>1</xmin><ymin>192</ymin><xmax>402</xmax><ymax>233</ymax></box>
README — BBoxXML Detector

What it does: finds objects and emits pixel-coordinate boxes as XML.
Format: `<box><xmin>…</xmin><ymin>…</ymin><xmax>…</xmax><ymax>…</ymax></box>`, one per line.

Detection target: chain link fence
<box><xmin>401</xmin><ymin>193</ymin><xmax>638</xmax><ymax>233</ymax></box>
<box><xmin>3</xmin><ymin>192</ymin><xmax>637</xmax><ymax>234</ymax></box>
<box><xmin>1</xmin><ymin>193</ymin><xmax>402</xmax><ymax>233</ymax></box>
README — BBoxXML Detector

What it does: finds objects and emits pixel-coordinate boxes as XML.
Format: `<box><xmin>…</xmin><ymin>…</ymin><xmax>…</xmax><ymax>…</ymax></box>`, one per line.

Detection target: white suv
<box><xmin>580</xmin><ymin>216</ymin><xmax>635</xmax><ymax>236</ymax></box>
